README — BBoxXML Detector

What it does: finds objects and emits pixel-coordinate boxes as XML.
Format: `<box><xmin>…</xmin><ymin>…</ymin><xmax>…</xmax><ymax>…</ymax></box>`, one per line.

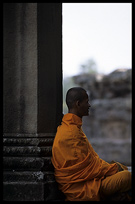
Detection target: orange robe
<box><xmin>51</xmin><ymin>113</ymin><xmax>119</xmax><ymax>201</ymax></box>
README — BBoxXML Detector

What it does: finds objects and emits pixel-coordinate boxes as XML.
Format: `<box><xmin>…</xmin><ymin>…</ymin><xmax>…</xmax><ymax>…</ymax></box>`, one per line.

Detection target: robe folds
<box><xmin>51</xmin><ymin>113</ymin><xmax>119</xmax><ymax>201</ymax></box>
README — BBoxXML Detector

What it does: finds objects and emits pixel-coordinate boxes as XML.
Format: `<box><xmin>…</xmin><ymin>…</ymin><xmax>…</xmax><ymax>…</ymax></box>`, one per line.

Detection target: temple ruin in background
<box><xmin>74</xmin><ymin>68</ymin><xmax>131</xmax><ymax>165</ymax></box>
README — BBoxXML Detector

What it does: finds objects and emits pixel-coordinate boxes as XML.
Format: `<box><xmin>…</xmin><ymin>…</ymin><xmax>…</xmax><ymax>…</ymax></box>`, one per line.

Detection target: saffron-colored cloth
<box><xmin>100</xmin><ymin>170</ymin><xmax>131</xmax><ymax>197</ymax></box>
<box><xmin>51</xmin><ymin>113</ymin><xmax>121</xmax><ymax>201</ymax></box>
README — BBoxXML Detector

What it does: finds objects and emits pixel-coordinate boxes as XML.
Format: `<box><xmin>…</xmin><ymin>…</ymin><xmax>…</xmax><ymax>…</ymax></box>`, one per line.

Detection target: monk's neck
<box><xmin>68</xmin><ymin>110</ymin><xmax>82</xmax><ymax>119</ymax></box>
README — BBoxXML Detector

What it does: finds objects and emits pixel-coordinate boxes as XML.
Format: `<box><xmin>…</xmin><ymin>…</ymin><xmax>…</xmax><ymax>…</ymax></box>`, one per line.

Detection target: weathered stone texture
<box><xmin>3</xmin><ymin>3</ymin><xmax>63</xmax><ymax>201</ymax></box>
<box><xmin>3</xmin><ymin>182</ymin><xmax>45</xmax><ymax>201</ymax></box>
<box><xmin>3</xmin><ymin>134</ymin><xmax>61</xmax><ymax>201</ymax></box>
<box><xmin>3</xmin><ymin>3</ymin><xmax>38</xmax><ymax>134</ymax></box>
<box><xmin>73</xmin><ymin>69</ymin><xmax>131</xmax><ymax>165</ymax></box>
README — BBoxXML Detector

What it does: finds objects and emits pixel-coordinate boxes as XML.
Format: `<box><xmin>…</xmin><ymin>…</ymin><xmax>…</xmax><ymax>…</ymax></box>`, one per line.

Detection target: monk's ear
<box><xmin>76</xmin><ymin>100</ymin><xmax>80</xmax><ymax>107</ymax></box>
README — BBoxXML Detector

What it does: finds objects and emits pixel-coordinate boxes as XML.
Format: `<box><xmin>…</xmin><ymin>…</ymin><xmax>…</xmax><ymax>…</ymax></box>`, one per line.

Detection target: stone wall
<box><xmin>73</xmin><ymin>69</ymin><xmax>131</xmax><ymax>165</ymax></box>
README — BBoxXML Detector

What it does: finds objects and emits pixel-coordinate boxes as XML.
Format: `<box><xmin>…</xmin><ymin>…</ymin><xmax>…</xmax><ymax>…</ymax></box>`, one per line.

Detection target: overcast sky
<box><xmin>62</xmin><ymin>3</ymin><xmax>132</xmax><ymax>78</ymax></box>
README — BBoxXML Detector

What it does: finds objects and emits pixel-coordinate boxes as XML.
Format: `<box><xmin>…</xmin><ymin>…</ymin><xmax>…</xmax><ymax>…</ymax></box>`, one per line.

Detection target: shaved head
<box><xmin>66</xmin><ymin>87</ymin><xmax>87</xmax><ymax>109</ymax></box>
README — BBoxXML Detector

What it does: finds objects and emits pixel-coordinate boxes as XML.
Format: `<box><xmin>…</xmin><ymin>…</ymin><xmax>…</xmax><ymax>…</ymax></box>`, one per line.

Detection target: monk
<box><xmin>51</xmin><ymin>87</ymin><xmax>131</xmax><ymax>201</ymax></box>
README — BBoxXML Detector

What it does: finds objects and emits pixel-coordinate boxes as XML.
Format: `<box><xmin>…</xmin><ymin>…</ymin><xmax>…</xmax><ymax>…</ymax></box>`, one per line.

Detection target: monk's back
<box><xmin>52</xmin><ymin>113</ymin><xmax>90</xmax><ymax>168</ymax></box>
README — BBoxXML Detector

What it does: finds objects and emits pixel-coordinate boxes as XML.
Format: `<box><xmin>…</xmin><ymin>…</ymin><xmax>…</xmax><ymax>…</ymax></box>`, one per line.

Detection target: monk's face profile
<box><xmin>76</xmin><ymin>93</ymin><xmax>91</xmax><ymax>118</ymax></box>
<box><xmin>76</xmin><ymin>92</ymin><xmax>91</xmax><ymax>118</ymax></box>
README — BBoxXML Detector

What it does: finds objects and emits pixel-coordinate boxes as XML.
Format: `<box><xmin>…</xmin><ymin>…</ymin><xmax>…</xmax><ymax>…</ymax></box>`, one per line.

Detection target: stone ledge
<box><xmin>3</xmin><ymin>171</ymin><xmax>55</xmax><ymax>182</ymax></box>
<box><xmin>3</xmin><ymin>133</ymin><xmax>55</xmax><ymax>138</ymax></box>
<box><xmin>3</xmin><ymin>137</ymin><xmax>54</xmax><ymax>146</ymax></box>
<box><xmin>3</xmin><ymin>157</ymin><xmax>53</xmax><ymax>171</ymax></box>
<box><xmin>127</xmin><ymin>166</ymin><xmax>132</xmax><ymax>172</ymax></box>
<box><xmin>3</xmin><ymin>146</ymin><xmax>52</xmax><ymax>156</ymax></box>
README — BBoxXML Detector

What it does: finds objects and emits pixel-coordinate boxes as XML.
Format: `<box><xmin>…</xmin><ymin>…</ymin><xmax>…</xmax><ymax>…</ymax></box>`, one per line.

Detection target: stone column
<box><xmin>37</xmin><ymin>3</ymin><xmax>62</xmax><ymax>133</ymax></box>
<box><xmin>3</xmin><ymin>3</ymin><xmax>38</xmax><ymax>133</ymax></box>
<box><xmin>3</xmin><ymin>3</ymin><xmax>62</xmax><ymax>201</ymax></box>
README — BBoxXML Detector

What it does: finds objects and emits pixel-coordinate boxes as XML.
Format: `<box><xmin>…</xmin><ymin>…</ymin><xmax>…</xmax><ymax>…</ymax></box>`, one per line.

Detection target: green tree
<box><xmin>80</xmin><ymin>58</ymin><xmax>98</xmax><ymax>74</ymax></box>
